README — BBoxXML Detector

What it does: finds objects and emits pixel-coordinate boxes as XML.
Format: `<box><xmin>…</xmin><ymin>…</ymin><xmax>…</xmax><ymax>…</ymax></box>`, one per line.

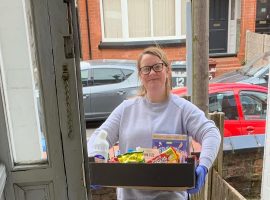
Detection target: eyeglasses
<box><xmin>140</xmin><ymin>63</ymin><xmax>165</xmax><ymax>75</ymax></box>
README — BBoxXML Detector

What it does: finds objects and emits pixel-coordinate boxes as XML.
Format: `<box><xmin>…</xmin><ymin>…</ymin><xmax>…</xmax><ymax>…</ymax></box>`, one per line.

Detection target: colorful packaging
<box><xmin>176</xmin><ymin>150</ymin><xmax>188</xmax><ymax>163</ymax></box>
<box><xmin>152</xmin><ymin>133</ymin><xmax>190</xmax><ymax>154</ymax></box>
<box><xmin>108</xmin><ymin>157</ymin><xmax>119</xmax><ymax>163</ymax></box>
<box><xmin>136</xmin><ymin>147</ymin><xmax>160</xmax><ymax>162</ymax></box>
<box><xmin>117</xmin><ymin>151</ymin><xmax>144</xmax><ymax>163</ymax></box>
<box><xmin>147</xmin><ymin>147</ymin><xmax>179</xmax><ymax>164</ymax></box>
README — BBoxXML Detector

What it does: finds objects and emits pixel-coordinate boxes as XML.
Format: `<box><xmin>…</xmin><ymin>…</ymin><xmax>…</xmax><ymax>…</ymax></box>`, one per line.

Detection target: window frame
<box><xmin>100</xmin><ymin>0</ymin><xmax>184</xmax><ymax>42</ymax></box>
<box><xmin>209</xmin><ymin>91</ymin><xmax>239</xmax><ymax>120</ymax></box>
<box><xmin>121</xmin><ymin>68</ymin><xmax>134</xmax><ymax>79</ymax></box>
<box><xmin>92</xmin><ymin>68</ymin><xmax>126</xmax><ymax>86</ymax></box>
<box><xmin>239</xmin><ymin>90</ymin><xmax>267</xmax><ymax>120</ymax></box>
<box><xmin>81</xmin><ymin>69</ymin><xmax>90</xmax><ymax>87</ymax></box>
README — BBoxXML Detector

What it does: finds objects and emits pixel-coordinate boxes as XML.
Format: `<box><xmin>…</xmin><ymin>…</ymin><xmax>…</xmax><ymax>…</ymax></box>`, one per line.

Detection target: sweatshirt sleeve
<box><xmin>87</xmin><ymin>101</ymin><xmax>124</xmax><ymax>156</ymax></box>
<box><xmin>183</xmin><ymin>102</ymin><xmax>221</xmax><ymax>169</ymax></box>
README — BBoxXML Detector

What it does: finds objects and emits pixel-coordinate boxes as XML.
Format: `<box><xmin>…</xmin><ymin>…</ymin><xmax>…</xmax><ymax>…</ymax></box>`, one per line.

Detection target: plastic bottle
<box><xmin>91</xmin><ymin>130</ymin><xmax>109</xmax><ymax>163</ymax></box>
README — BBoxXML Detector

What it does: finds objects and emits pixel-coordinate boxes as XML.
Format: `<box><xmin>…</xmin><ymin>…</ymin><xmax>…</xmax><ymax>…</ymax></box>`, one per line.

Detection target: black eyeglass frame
<box><xmin>139</xmin><ymin>63</ymin><xmax>166</xmax><ymax>75</ymax></box>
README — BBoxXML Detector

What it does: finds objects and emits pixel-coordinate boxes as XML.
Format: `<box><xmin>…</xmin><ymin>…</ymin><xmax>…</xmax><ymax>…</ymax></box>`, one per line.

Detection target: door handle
<box><xmin>117</xmin><ymin>91</ymin><xmax>126</xmax><ymax>95</ymax></box>
<box><xmin>246</xmin><ymin>126</ymin><xmax>254</xmax><ymax>134</ymax></box>
<box><xmin>83</xmin><ymin>94</ymin><xmax>89</xmax><ymax>99</ymax></box>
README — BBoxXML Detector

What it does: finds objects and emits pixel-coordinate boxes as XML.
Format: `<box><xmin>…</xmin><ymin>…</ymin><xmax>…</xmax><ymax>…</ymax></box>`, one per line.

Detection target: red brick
<box><xmin>78</xmin><ymin>0</ymin><xmax>257</xmax><ymax>75</ymax></box>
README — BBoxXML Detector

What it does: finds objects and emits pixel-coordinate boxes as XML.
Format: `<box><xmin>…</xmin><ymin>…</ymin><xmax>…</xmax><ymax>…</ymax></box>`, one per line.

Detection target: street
<box><xmin>85</xmin><ymin>120</ymin><xmax>104</xmax><ymax>139</ymax></box>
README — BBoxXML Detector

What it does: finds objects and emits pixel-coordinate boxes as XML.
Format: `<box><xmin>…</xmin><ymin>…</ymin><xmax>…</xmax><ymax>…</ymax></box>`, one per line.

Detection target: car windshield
<box><xmin>239</xmin><ymin>51</ymin><xmax>270</xmax><ymax>76</ymax></box>
<box><xmin>245</xmin><ymin>65</ymin><xmax>267</xmax><ymax>76</ymax></box>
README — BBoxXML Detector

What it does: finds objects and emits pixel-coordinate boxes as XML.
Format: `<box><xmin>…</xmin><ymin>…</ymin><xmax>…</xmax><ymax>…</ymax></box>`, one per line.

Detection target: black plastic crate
<box><xmin>89</xmin><ymin>157</ymin><xmax>195</xmax><ymax>191</ymax></box>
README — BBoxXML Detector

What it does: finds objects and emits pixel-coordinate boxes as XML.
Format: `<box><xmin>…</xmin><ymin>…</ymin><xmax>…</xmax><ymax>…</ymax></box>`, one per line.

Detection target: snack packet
<box><xmin>136</xmin><ymin>147</ymin><xmax>160</xmax><ymax>162</ymax></box>
<box><xmin>152</xmin><ymin>133</ymin><xmax>190</xmax><ymax>154</ymax></box>
<box><xmin>147</xmin><ymin>147</ymin><xmax>179</xmax><ymax>163</ymax></box>
<box><xmin>117</xmin><ymin>151</ymin><xmax>144</xmax><ymax>163</ymax></box>
<box><xmin>108</xmin><ymin>157</ymin><xmax>119</xmax><ymax>163</ymax></box>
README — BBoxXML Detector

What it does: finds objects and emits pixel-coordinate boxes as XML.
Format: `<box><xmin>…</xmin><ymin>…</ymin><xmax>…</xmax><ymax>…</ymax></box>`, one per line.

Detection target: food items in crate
<box><xmin>117</xmin><ymin>151</ymin><xmax>145</xmax><ymax>163</ymax></box>
<box><xmin>89</xmin><ymin>130</ymin><xmax>109</xmax><ymax>163</ymax></box>
<box><xmin>176</xmin><ymin>150</ymin><xmax>188</xmax><ymax>163</ymax></box>
<box><xmin>107</xmin><ymin>145</ymin><xmax>188</xmax><ymax>164</ymax></box>
<box><xmin>135</xmin><ymin>147</ymin><xmax>160</xmax><ymax>162</ymax></box>
<box><xmin>108</xmin><ymin>156</ymin><xmax>119</xmax><ymax>163</ymax></box>
<box><xmin>152</xmin><ymin>133</ymin><xmax>190</xmax><ymax>153</ymax></box>
<box><xmin>147</xmin><ymin>147</ymin><xmax>179</xmax><ymax>163</ymax></box>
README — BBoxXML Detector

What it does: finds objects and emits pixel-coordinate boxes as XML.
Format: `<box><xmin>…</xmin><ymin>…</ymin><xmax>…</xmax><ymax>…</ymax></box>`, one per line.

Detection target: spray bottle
<box><xmin>91</xmin><ymin>130</ymin><xmax>109</xmax><ymax>163</ymax></box>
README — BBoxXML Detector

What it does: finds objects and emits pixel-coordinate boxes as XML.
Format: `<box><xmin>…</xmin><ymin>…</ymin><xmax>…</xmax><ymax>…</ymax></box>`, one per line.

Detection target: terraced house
<box><xmin>78</xmin><ymin>0</ymin><xmax>270</xmax><ymax>76</ymax></box>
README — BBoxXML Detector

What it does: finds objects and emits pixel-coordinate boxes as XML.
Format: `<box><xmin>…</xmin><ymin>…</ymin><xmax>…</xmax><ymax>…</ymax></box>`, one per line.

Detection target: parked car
<box><xmin>210</xmin><ymin>51</ymin><xmax>270</xmax><ymax>87</ymax></box>
<box><xmin>172</xmin><ymin>83</ymin><xmax>268</xmax><ymax>137</ymax></box>
<box><xmin>81</xmin><ymin>60</ymin><xmax>140</xmax><ymax>121</ymax></box>
<box><xmin>81</xmin><ymin>59</ymin><xmax>188</xmax><ymax>121</ymax></box>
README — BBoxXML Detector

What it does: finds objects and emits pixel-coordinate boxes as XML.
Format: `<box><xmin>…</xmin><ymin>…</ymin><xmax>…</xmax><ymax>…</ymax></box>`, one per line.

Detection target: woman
<box><xmin>88</xmin><ymin>47</ymin><xmax>221</xmax><ymax>200</ymax></box>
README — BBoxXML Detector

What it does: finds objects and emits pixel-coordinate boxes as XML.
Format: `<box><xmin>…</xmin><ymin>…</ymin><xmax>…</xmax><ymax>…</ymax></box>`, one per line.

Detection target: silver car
<box><xmin>81</xmin><ymin>59</ymin><xmax>140</xmax><ymax>121</ymax></box>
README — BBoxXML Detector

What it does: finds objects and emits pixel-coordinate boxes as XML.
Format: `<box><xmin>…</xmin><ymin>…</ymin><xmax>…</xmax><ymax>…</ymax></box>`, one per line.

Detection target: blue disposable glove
<box><xmin>187</xmin><ymin>165</ymin><xmax>208</xmax><ymax>194</ymax></box>
<box><xmin>90</xmin><ymin>185</ymin><xmax>102</xmax><ymax>190</ymax></box>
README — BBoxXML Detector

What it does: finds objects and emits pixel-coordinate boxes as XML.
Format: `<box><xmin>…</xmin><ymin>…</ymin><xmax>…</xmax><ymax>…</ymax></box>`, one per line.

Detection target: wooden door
<box><xmin>0</xmin><ymin>0</ymin><xmax>88</xmax><ymax>199</ymax></box>
<box><xmin>209</xmin><ymin>0</ymin><xmax>229</xmax><ymax>53</ymax></box>
<box><xmin>256</xmin><ymin>0</ymin><xmax>270</xmax><ymax>34</ymax></box>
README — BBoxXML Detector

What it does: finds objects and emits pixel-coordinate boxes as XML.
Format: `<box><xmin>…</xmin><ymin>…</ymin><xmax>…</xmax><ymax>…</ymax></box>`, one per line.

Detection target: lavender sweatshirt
<box><xmin>88</xmin><ymin>94</ymin><xmax>221</xmax><ymax>200</ymax></box>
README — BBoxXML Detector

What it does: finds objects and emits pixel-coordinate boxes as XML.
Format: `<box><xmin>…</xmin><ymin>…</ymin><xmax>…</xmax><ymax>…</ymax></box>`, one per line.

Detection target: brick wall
<box><xmin>238</xmin><ymin>0</ymin><xmax>257</xmax><ymax>62</ymax></box>
<box><xmin>223</xmin><ymin>148</ymin><xmax>263</xmax><ymax>199</ymax></box>
<box><xmin>77</xmin><ymin>0</ymin><xmax>90</xmax><ymax>60</ymax></box>
<box><xmin>78</xmin><ymin>0</ymin><xmax>257</xmax><ymax>74</ymax></box>
<box><xmin>77</xmin><ymin>0</ymin><xmax>186</xmax><ymax>61</ymax></box>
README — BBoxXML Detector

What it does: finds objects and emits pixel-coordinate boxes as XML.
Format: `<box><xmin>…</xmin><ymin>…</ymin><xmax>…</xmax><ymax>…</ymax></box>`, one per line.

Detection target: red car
<box><xmin>172</xmin><ymin>83</ymin><xmax>268</xmax><ymax>137</ymax></box>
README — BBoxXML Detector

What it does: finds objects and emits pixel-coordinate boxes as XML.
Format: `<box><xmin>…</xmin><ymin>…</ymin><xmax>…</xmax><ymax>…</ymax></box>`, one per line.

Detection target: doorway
<box><xmin>209</xmin><ymin>0</ymin><xmax>229</xmax><ymax>53</ymax></box>
<box><xmin>0</xmin><ymin>0</ymin><xmax>88</xmax><ymax>199</ymax></box>
<box><xmin>256</xmin><ymin>0</ymin><xmax>270</xmax><ymax>34</ymax></box>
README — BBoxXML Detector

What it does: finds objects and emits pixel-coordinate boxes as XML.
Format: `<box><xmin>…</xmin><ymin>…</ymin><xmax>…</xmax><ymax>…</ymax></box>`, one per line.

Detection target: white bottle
<box><xmin>91</xmin><ymin>130</ymin><xmax>109</xmax><ymax>163</ymax></box>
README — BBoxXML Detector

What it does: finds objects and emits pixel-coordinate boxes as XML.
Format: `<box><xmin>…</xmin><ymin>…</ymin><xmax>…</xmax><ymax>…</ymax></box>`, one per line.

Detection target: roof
<box><xmin>172</xmin><ymin>83</ymin><xmax>268</xmax><ymax>95</ymax></box>
<box><xmin>80</xmin><ymin>59</ymin><xmax>137</xmax><ymax>70</ymax></box>
<box><xmin>82</xmin><ymin>59</ymin><xmax>137</xmax><ymax>65</ymax></box>
<box><xmin>208</xmin><ymin>83</ymin><xmax>268</xmax><ymax>90</ymax></box>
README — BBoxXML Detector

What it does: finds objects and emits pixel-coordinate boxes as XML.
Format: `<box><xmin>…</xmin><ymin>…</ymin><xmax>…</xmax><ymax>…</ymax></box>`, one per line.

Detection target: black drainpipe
<box><xmin>85</xmin><ymin>0</ymin><xmax>92</xmax><ymax>59</ymax></box>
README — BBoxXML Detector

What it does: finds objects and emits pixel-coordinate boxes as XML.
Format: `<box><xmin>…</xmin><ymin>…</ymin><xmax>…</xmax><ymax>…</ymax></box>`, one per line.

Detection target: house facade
<box><xmin>77</xmin><ymin>0</ymin><xmax>267</xmax><ymax>76</ymax></box>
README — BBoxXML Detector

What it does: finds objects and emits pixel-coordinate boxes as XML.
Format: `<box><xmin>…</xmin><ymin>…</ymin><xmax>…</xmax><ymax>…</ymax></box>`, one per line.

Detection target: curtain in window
<box><xmin>103</xmin><ymin>0</ymin><xmax>122</xmax><ymax>38</ymax></box>
<box><xmin>128</xmin><ymin>0</ymin><xmax>151</xmax><ymax>37</ymax></box>
<box><xmin>102</xmin><ymin>0</ymin><xmax>186</xmax><ymax>39</ymax></box>
<box><xmin>181</xmin><ymin>0</ymin><xmax>186</xmax><ymax>35</ymax></box>
<box><xmin>153</xmin><ymin>0</ymin><xmax>175</xmax><ymax>36</ymax></box>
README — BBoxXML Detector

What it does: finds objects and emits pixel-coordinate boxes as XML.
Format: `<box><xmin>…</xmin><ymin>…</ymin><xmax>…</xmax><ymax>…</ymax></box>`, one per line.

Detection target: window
<box><xmin>240</xmin><ymin>91</ymin><xmax>267</xmax><ymax>120</ymax></box>
<box><xmin>121</xmin><ymin>69</ymin><xmax>134</xmax><ymax>79</ymax></box>
<box><xmin>92</xmin><ymin>68</ymin><xmax>125</xmax><ymax>85</ymax></box>
<box><xmin>209</xmin><ymin>91</ymin><xmax>238</xmax><ymax>120</ymax></box>
<box><xmin>0</xmin><ymin>33</ymin><xmax>47</xmax><ymax>164</ymax></box>
<box><xmin>81</xmin><ymin>70</ymin><xmax>89</xmax><ymax>87</ymax></box>
<box><xmin>101</xmin><ymin>0</ymin><xmax>186</xmax><ymax>42</ymax></box>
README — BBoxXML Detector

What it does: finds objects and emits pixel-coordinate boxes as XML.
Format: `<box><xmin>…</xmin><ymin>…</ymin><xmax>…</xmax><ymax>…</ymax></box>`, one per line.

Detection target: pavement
<box><xmin>85</xmin><ymin>121</ymin><xmax>104</xmax><ymax>139</ymax></box>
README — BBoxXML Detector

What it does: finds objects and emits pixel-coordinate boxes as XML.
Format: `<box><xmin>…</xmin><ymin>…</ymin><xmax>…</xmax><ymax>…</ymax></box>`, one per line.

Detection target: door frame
<box><xmin>0</xmin><ymin>0</ymin><xmax>89</xmax><ymax>199</ymax></box>
<box><xmin>209</xmin><ymin>0</ymin><xmax>229</xmax><ymax>54</ymax></box>
<box><xmin>227</xmin><ymin>0</ymin><xmax>241</xmax><ymax>53</ymax></box>
<box><xmin>255</xmin><ymin>0</ymin><xmax>270</xmax><ymax>34</ymax></box>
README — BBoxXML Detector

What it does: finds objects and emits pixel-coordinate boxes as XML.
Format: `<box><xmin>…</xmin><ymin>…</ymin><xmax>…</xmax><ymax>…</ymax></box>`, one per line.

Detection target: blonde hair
<box><xmin>137</xmin><ymin>46</ymin><xmax>172</xmax><ymax>97</ymax></box>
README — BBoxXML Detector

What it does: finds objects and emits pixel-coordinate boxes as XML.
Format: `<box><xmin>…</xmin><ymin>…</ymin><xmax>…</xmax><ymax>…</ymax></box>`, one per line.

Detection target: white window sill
<box><xmin>0</xmin><ymin>164</ymin><xmax>6</xmax><ymax>198</ymax></box>
<box><xmin>98</xmin><ymin>39</ymin><xmax>186</xmax><ymax>49</ymax></box>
